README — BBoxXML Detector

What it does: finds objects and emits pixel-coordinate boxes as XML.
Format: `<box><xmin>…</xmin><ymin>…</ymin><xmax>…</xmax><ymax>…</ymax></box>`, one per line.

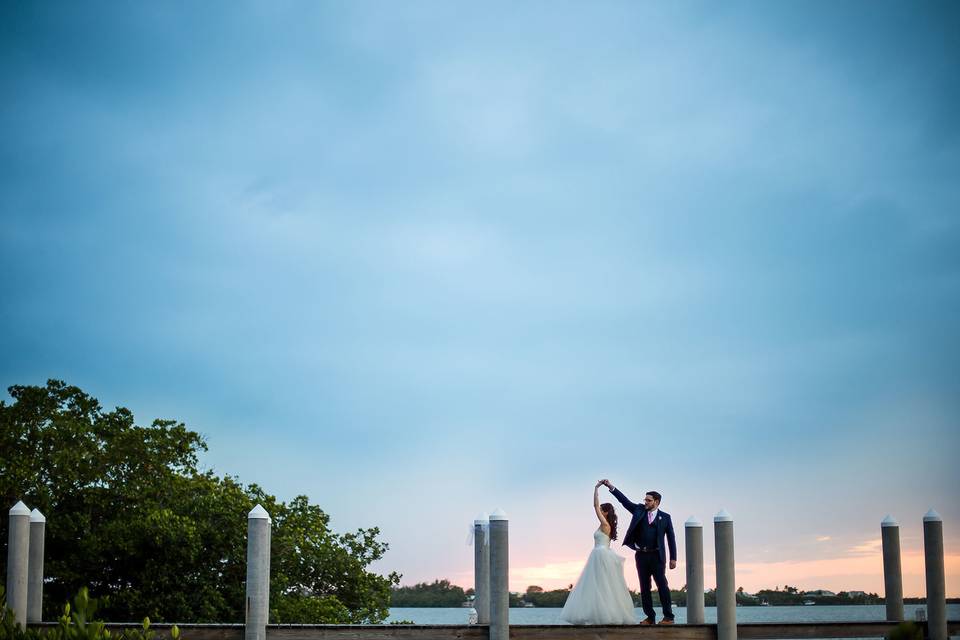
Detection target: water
<box><xmin>386</xmin><ymin>604</ymin><xmax>960</xmax><ymax>625</ymax></box>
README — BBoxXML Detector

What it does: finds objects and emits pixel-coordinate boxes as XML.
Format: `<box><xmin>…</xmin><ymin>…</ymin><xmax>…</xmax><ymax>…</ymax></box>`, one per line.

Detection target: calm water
<box><xmin>386</xmin><ymin>604</ymin><xmax>960</xmax><ymax>625</ymax></box>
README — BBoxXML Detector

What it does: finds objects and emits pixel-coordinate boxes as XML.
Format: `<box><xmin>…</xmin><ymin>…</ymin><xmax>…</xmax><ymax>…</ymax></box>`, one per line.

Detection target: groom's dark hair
<box><xmin>646</xmin><ymin>491</ymin><xmax>662</xmax><ymax>503</ymax></box>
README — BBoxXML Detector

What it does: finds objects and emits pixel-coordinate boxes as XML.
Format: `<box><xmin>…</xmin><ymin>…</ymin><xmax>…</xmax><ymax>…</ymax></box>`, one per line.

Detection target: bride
<box><xmin>560</xmin><ymin>481</ymin><xmax>637</xmax><ymax>625</ymax></box>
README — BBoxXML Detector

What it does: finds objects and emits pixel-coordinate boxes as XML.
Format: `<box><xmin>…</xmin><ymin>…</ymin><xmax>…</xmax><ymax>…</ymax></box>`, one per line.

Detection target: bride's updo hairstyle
<box><xmin>600</xmin><ymin>503</ymin><xmax>618</xmax><ymax>541</ymax></box>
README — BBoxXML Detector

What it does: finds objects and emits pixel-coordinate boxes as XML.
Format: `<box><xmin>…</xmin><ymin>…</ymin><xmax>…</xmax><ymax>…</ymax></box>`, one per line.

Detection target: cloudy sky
<box><xmin>2</xmin><ymin>1</ymin><xmax>958</xmax><ymax>596</ymax></box>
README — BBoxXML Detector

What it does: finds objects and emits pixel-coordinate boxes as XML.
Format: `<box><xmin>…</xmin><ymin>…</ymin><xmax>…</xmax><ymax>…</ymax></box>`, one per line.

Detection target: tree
<box><xmin>0</xmin><ymin>380</ymin><xmax>399</xmax><ymax>623</ymax></box>
<box><xmin>390</xmin><ymin>580</ymin><xmax>465</xmax><ymax>607</ymax></box>
<box><xmin>755</xmin><ymin>587</ymin><xmax>803</xmax><ymax>606</ymax></box>
<box><xmin>521</xmin><ymin>587</ymin><xmax>571</xmax><ymax>608</ymax></box>
<box><xmin>269</xmin><ymin>494</ymin><xmax>397</xmax><ymax>622</ymax></box>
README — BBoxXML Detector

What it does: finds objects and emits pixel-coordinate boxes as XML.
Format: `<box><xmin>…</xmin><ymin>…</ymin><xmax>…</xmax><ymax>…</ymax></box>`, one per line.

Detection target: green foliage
<box><xmin>268</xmin><ymin>495</ymin><xmax>399</xmax><ymax>623</ymax></box>
<box><xmin>887</xmin><ymin>622</ymin><xmax>923</xmax><ymax>640</ymax></box>
<box><xmin>752</xmin><ymin>587</ymin><xmax>882</xmax><ymax>606</ymax></box>
<box><xmin>390</xmin><ymin>580</ymin><xmax>465</xmax><ymax>607</ymax></box>
<box><xmin>0</xmin><ymin>380</ymin><xmax>399</xmax><ymax>624</ymax></box>
<box><xmin>754</xmin><ymin>588</ymin><xmax>803</xmax><ymax>605</ymax></box>
<box><xmin>813</xmin><ymin>592</ymin><xmax>882</xmax><ymax>606</ymax></box>
<box><xmin>0</xmin><ymin>587</ymin><xmax>39</xmax><ymax>640</ymax></box>
<box><xmin>272</xmin><ymin>595</ymin><xmax>351</xmax><ymax>624</ymax></box>
<box><xmin>0</xmin><ymin>587</ymin><xmax>179</xmax><ymax>640</ymax></box>
<box><xmin>522</xmin><ymin>587</ymin><xmax>570</xmax><ymax>608</ymax></box>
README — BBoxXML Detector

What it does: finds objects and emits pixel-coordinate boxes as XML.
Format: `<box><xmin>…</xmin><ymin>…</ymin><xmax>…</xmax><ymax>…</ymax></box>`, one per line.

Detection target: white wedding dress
<box><xmin>560</xmin><ymin>528</ymin><xmax>637</xmax><ymax>625</ymax></box>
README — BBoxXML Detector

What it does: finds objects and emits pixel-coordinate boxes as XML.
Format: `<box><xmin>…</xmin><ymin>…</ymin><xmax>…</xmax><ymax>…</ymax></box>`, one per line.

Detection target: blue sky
<box><xmin>2</xmin><ymin>1</ymin><xmax>958</xmax><ymax>594</ymax></box>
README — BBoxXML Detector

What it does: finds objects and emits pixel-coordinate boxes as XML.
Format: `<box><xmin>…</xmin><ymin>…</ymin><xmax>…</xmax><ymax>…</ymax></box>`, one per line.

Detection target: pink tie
<box><xmin>648</xmin><ymin>512</ymin><xmax>654</xmax><ymax>524</ymax></box>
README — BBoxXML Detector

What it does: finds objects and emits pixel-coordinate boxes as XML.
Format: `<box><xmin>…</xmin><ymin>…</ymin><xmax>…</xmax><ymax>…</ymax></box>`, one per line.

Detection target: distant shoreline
<box><xmin>392</xmin><ymin>580</ymin><xmax>959</xmax><ymax>608</ymax></box>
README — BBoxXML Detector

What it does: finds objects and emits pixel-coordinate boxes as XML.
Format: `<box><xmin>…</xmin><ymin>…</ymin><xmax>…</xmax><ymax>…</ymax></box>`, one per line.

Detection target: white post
<box><xmin>474</xmin><ymin>513</ymin><xmax>490</xmax><ymax>624</ymax></box>
<box><xmin>685</xmin><ymin>516</ymin><xmax>704</xmax><ymax>624</ymax></box>
<box><xmin>489</xmin><ymin>509</ymin><xmax>509</xmax><ymax>640</ymax></box>
<box><xmin>923</xmin><ymin>509</ymin><xmax>946</xmax><ymax>640</ymax></box>
<box><xmin>27</xmin><ymin>509</ymin><xmax>46</xmax><ymax>623</ymax></box>
<box><xmin>881</xmin><ymin>515</ymin><xmax>903</xmax><ymax>621</ymax></box>
<box><xmin>245</xmin><ymin>504</ymin><xmax>271</xmax><ymax>640</ymax></box>
<box><xmin>714</xmin><ymin>509</ymin><xmax>736</xmax><ymax>640</ymax></box>
<box><xmin>6</xmin><ymin>501</ymin><xmax>31</xmax><ymax>628</ymax></box>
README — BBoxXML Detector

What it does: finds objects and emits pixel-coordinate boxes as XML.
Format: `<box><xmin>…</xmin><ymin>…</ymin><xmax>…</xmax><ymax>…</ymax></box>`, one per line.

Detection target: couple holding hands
<box><xmin>559</xmin><ymin>480</ymin><xmax>678</xmax><ymax>626</ymax></box>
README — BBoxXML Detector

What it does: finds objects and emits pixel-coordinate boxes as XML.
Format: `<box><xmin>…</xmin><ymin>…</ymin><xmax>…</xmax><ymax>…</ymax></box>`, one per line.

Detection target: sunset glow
<box><xmin>446</xmin><ymin>547</ymin><xmax>960</xmax><ymax>597</ymax></box>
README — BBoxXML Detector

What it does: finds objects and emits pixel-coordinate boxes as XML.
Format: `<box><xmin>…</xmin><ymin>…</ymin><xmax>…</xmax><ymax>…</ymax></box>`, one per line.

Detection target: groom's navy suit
<box><xmin>611</xmin><ymin>488</ymin><xmax>677</xmax><ymax>622</ymax></box>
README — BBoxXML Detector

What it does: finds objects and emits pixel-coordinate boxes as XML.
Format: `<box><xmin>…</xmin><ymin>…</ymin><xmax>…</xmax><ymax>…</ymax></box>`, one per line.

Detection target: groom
<box><xmin>601</xmin><ymin>480</ymin><xmax>677</xmax><ymax>625</ymax></box>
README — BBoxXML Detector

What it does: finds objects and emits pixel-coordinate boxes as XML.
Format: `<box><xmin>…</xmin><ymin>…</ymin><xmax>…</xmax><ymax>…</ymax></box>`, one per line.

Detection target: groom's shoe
<box><xmin>640</xmin><ymin>618</ymin><xmax>655</xmax><ymax>625</ymax></box>
<box><xmin>658</xmin><ymin>619</ymin><xmax>675</xmax><ymax>625</ymax></box>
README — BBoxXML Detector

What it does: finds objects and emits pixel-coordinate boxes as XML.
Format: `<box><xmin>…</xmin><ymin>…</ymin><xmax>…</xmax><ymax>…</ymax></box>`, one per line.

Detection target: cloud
<box><xmin>2</xmin><ymin>1</ymin><xmax>959</xmax><ymax>597</ymax></box>
<box><xmin>848</xmin><ymin>539</ymin><xmax>883</xmax><ymax>555</ymax></box>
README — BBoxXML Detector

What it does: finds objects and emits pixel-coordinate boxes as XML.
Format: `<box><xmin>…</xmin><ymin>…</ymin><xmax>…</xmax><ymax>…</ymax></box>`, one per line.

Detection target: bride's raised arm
<box><xmin>594</xmin><ymin>483</ymin><xmax>610</xmax><ymax>531</ymax></box>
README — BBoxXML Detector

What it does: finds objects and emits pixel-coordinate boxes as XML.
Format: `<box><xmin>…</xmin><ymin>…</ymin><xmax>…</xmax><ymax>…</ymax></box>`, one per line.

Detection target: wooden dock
<box><xmin>29</xmin><ymin>620</ymin><xmax>960</xmax><ymax>640</ymax></box>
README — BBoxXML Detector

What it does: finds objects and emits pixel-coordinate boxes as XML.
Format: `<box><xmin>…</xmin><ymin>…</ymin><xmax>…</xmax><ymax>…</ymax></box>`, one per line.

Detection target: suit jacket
<box><xmin>611</xmin><ymin>488</ymin><xmax>677</xmax><ymax>567</ymax></box>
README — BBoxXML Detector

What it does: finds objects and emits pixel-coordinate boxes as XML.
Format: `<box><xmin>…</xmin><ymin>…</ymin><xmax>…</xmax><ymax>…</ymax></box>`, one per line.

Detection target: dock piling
<box><xmin>5</xmin><ymin>501</ymin><xmax>31</xmax><ymax>628</ymax></box>
<box><xmin>473</xmin><ymin>513</ymin><xmax>490</xmax><ymax>624</ymax></box>
<box><xmin>923</xmin><ymin>509</ymin><xmax>946</xmax><ymax>640</ymax></box>
<box><xmin>685</xmin><ymin>516</ymin><xmax>705</xmax><ymax>624</ymax></box>
<box><xmin>27</xmin><ymin>509</ymin><xmax>46</xmax><ymax>623</ymax></box>
<box><xmin>489</xmin><ymin>509</ymin><xmax>509</xmax><ymax>640</ymax></box>
<box><xmin>245</xmin><ymin>504</ymin><xmax>271</xmax><ymax>640</ymax></box>
<box><xmin>714</xmin><ymin>509</ymin><xmax>736</xmax><ymax>640</ymax></box>
<box><xmin>881</xmin><ymin>515</ymin><xmax>903</xmax><ymax>621</ymax></box>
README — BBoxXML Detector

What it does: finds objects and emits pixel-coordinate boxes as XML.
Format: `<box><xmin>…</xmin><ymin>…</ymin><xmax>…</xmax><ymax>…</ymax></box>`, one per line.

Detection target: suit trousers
<box><xmin>635</xmin><ymin>551</ymin><xmax>673</xmax><ymax>621</ymax></box>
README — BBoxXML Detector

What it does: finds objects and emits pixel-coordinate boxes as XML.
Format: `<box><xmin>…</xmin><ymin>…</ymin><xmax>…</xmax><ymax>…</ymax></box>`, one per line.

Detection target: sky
<box><xmin>1</xmin><ymin>1</ymin><xmax>958</xmax><ymax>597</ymax></box>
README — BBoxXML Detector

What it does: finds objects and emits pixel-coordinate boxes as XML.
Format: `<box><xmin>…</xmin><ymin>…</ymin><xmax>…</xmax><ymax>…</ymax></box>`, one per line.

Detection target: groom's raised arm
<box><xmin>609</xmin><ymin>485</ymin><xmax>639</xmax><ymax>512</ymax></box>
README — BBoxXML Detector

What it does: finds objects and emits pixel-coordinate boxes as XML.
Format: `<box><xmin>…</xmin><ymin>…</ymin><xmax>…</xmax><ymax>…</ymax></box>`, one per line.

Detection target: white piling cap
<box><xmin>248</xmin><ymin>504</ymin><xmax>271</xmax><ymax>521</ymax></box>
<box><xmin>489</xmin><ymin>508</ymin><xmax>508</xmax><ymax>521</ymax></box>
<box><xmin>714</xmin><ymin>509</ymin><xmax>733</xmax><ymax>522</ymax></box>
<box><xmin>685</xmin><ymin>516</ymin><xmax>703</xmax><ymax>527</ymax></box>
<box><xmin>923</xmin><ymin>508</ymin><xmax>942</xmax><ymax>523</ymax></box>
<box><xmin>30</xmin><ymin>508</ymin><xmax>46</xmax><ymax>523</ymax></box>
<box><xmin>474</xmin><ymin>512</ymin><xmax>489</xmax><ymax>525</ymax></box>
<box><xmin>10</xmin><ymin>501</ymin><xmax>30</xmax><ymax>516</ymax></box>
<box><xmin>881</xmin><ymin>515</ymin><xmax>898</xmax><ymax>527</ymax></box>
